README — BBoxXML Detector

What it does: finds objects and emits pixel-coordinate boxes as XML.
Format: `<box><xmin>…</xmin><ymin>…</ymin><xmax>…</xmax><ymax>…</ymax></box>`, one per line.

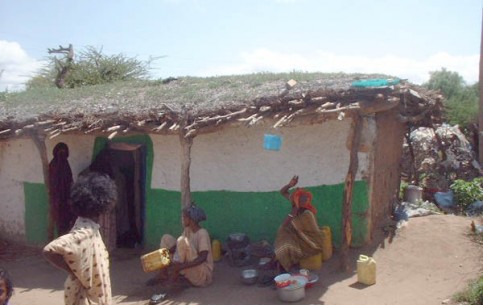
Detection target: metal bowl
<box><xmin>306</xmin><ymin>274</ymin><xmax>319</xmax><ymax>288</ymax></box>
<box><xmin>241</xmin><ymin>268</ymin><xmax>259</xmax><ymax>285</ymax></box>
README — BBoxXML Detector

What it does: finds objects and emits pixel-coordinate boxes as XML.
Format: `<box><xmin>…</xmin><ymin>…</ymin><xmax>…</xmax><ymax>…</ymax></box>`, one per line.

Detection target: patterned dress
<box><xmin>274</xmin><ymin>210</ymin><xmax>325</xmax><ymax>272</ymax></box>
<box><xmin>44</xmin><ymin>217</ymin><xmax>112</xmax><ymax>305</ymax></box>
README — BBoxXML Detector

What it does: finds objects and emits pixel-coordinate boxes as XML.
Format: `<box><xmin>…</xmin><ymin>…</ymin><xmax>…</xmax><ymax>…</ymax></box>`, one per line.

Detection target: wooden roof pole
<box><xmin>340</xmin><ymin>114</ymin><xmax>363</xmax><ymax>272</ymax></box>
<box><xmin>179</xmin><ymin>114</ymin><xmax>193</xmax><ymax>209</ymax></box>
<box><xmin>30</xmin><ymin>131</ymin><xmax>54</xmax><ymax>240</ymax></box>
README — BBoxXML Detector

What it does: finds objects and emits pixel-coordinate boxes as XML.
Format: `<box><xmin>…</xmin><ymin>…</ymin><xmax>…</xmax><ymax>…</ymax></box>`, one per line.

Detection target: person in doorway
<box><xmin>43</xmin><ymin>172</ymin><xmax>117</xmax><ymax>305</ymax></box>
<box><xmin>147</xmin><ymin>203</ymin><xmax>213</xmax><ymax>288</ymax></box>
<box><xmin>80</xmin><ymin>149</ymin><xmax>118</xmax><ymax>252</ymax></box>
<box><xmin>273</xmin><ymin>175</ymin><xmax>325</xmax><ymax>273</ymax></box>
<box><xmin>0</xmin><ymin>267</ymin><xmax>13</xmax><ymax>305</ymax></box>
<box><xmin>48</xmin><ymin>142</ymin><xmax>75</xmax><ymax>239</ymax></box>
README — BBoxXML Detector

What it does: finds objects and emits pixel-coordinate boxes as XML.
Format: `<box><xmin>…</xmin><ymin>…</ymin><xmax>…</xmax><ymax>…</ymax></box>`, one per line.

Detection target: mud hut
<box><xmin>0</xmin><ymin>73</ymin><xmax>442</xmax><ymax>262</ymax></box>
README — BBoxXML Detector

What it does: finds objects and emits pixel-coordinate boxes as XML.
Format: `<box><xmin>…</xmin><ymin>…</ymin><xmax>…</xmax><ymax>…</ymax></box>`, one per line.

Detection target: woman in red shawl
<box><xmin>274</xmin><ymin>175</ymin><xmax>325</xmax><ymax>272</ymax></box>
<box><xmin>48</xmin><ymin>142</ymin><xmax>75</xmax><ymax>239</ymax></box>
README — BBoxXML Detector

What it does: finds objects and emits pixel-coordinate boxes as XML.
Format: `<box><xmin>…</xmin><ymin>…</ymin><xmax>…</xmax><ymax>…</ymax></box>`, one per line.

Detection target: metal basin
<box><xmin>240</xmin><ymin>268</ymin><xmax>259</xmax><ymax>285</ymax></box>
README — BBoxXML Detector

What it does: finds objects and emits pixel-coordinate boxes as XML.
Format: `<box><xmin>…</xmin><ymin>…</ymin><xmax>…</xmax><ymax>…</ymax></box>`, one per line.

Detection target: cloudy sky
<box><xmin>0</xmin><ymin>0</ymin><xmax>480</xmax><ymax>91</ymax></box>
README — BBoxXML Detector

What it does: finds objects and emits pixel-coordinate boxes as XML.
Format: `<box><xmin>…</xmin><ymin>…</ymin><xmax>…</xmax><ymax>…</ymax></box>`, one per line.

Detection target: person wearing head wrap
<box><xmin>184</xmin><ymin>204</ymin><xmax>207</xmax><ymax>223</ymax></box>
<box><xmin>274</xmin><ymin>176</ymin><xmax>325</xmax><ymax>272</ymax></box>
<box><xmin>147</xmin><ymin>203</ymin><xmax>213</xmax><ymax>288</ymax></box>
<box><xmin>48</xmin><ymin>142</ymin><xmax>75</xmax><ymax>239</ymax></box>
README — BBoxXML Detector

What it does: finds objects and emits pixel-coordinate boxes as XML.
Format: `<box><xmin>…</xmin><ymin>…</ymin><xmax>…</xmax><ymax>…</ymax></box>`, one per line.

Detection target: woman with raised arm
<box><xmin>274</xmin><ymin>175</ymin><xmax>325</xmax><ymax>273</ymax></box>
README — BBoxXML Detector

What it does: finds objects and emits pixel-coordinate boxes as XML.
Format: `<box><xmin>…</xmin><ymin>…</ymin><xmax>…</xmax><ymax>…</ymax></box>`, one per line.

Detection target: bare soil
<box><xmin>2</xmin><ymin>214</ymin><xmax>482</xmax><ymax>305</ymax></box>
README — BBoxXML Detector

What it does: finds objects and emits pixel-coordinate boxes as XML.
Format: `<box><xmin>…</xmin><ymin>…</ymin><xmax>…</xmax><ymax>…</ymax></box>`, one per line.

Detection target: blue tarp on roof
<box><xmin>351</xmin><ymin>78</ymin><xmax>400</xmax><ymax>88</ymax></box>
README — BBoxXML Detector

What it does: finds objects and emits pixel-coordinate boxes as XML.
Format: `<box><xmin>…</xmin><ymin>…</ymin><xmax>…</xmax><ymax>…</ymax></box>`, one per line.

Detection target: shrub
<box><xmin>399</xmin><ymin>181</ymin><xmax>409</xmax><ymax>200</ymax></box>
<box><xmin>450</xmin><ymin>178</ymin><xmax>483</xmax><ymax>210</ymax></box>
<box><xmin>453</xmin><ymin>276</ymin><xmax>483</xmax><ymax>305</ymax></box>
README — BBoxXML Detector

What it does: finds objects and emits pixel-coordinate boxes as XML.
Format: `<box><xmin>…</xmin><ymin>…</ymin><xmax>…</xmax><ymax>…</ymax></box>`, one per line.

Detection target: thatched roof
<box><xmin>0</xmin><ymin>72</ymin><xmax>443</xmax><ymax>140</ymax></box>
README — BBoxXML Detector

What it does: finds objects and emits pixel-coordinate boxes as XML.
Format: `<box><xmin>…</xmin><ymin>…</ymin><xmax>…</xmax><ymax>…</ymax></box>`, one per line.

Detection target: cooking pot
<box><xmin>276</xmin><ymin>275</ymin><xmax>307</xmax><ymax>302</ymax></box>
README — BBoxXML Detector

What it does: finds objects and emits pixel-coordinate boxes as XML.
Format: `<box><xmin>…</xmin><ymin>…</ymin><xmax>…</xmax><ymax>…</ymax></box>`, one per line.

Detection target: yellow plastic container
<box><xmin>300</xmin><ymin>252</ymin><xmax>322</xmax><ymax>270</ymax></box>
<box><xmin>140</xmin><ymin>248</ymin><xmax>171</xmax><ymax>273</ymax></box>
<box><xmin>357</xmin><ymin>254</ymin><xmax>376</xmax><ymax>285</ymax></box>
<box><xmin>212</xmin><ymin>239</ymin><xmax>222</xmax><ymax>262</ymax></box>
<box><xmin>320</xmin><ymin>226</ymin><xmax>333</xmax><ymax>261</ymax></box>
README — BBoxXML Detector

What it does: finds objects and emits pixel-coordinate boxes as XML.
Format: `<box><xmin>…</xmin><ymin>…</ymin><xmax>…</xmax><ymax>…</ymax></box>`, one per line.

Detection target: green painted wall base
<box><xmin>150</xmin><ymin>181</ymin><xmax>369</xmax><ymax>249</ymax></box>
<box><xmin>24</xmin><ymin>135</ymin><xmax>369</xmax><ymax>249</ymax></box>
<box><xmin>25</xmin><ymin>181</ymin><xmax>369</xmax><ymax>249</ymax></box>
<box><xmin>24</xmin><ymin>182</ymin><xmax>49</xmax><ymax>245</ymax></box>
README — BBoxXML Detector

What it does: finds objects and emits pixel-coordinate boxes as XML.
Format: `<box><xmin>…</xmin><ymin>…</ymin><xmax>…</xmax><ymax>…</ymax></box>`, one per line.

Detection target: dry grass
<box><xmin>2</xmin><ymin>72</ymin><xmax>392</xmax><ymax>123</ymax></box>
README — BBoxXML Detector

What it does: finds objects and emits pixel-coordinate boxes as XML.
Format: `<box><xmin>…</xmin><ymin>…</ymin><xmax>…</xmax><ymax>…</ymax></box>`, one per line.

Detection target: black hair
<box><xmin>70</xmin><ymin>172</ymin><xmax>117</xmax><ymax>218</ymax></box>
<box><xmin>0</xmin><ymin>267</ymin><xmax>13</xmax><ymax>303</ymax></box>
<box><xmin>52</xmin><ymin>142</ymin><xmax>69</xmax><ymax>158</ymax></box>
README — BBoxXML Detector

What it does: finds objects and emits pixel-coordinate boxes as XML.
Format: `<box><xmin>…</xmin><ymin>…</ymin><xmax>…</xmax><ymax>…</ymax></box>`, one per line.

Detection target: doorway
<box><xmin>106</xmin><ymin>142</ymin><xmax>146</xmax><ymax>249</ymax></box>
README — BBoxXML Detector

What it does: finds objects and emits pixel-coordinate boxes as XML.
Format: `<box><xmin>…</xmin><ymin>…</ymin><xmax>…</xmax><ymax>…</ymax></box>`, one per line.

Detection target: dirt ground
<box><xmin>2</xmin><ymin>214</ymin><xmax>482</xmax><ymax>305</ymax></box>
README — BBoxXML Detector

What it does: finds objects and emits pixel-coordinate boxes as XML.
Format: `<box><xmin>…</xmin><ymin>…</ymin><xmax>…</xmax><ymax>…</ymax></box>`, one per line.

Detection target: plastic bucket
<box><xmin>357</xmin><ymin>254</ymin><xmax>376</xmax><ymax>285</ymax></box>
<box><xmin>277</xmin><ymin>284</ymin><xmax>305</xmax><ymax>302</ymax></box>
<box><xmin>274</xmin><ymin>273</ymin><xmax>292</xmax><ymax>288</ymax></box>
<box><xmin>299</xmin><ymin>253</ymin><xmax>322</xmax><ymax>270</ymax></box>
<box><xmin>277</xmin><ymin>275</ymin><xmax>307</xmax><ymax>302</ymax></box>
<box><xmin>263</xmin><ymin>134</ymin><xmax>282</xmax><ymax>151</ymax></box>
<box><xmin>405</xmin><ymin>185</ymin><xmax>423</xmax><ymax>203</ymax></box>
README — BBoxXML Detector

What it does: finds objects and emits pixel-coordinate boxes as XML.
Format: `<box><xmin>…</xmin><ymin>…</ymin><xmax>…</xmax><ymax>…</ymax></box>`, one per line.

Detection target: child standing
<box><xmin>0</xmin><ymin>267</ymin><xmax>13</xmax><ymax>305</ymax></box>
<box><xmin>43</xmin><ymin>172</ymin><xmax>117</xmax><ymax>305</ymax></box>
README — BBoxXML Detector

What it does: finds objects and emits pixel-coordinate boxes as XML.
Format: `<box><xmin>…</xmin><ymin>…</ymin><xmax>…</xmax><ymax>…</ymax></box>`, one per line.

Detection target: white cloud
<box><xmin>199</xmin><ymin>49</ymin><xmax>479</xmax><ymax>85</ymax></box>
<box><xmin>0</xmin><ymin>41</ymin><xmax>44</xmax><ymax>91</ymax></box>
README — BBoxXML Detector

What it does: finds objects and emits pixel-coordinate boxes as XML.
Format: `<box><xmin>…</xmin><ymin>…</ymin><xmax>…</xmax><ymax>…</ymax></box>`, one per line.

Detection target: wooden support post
<box><xmin>340</xmin><ymin>114</ymin><xmax>363</xmax><ymax>272</ymax></box>
<box><xmin>479</xmin><ymin>8</ymin><xmax>483</xmax><ymax>164</ymax></box>
<box><xmin>30</xmin><ymin>132</ymin><xmax>54</xmax><ymax>240</ymax></box>
<box><xmin>179</xmin><ymin>116</ymin><xmax>193</xmax><ymax>209</ymax></box>
<box><xmin>404</xmin><ymin>127</ymin><xmax>418</xmax><ymax>185</ymax></box>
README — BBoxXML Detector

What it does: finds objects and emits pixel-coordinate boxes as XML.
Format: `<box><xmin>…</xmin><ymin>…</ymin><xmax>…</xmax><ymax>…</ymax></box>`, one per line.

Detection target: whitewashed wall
<box><xmin>0</xmin><ymin>136</ymin><xmax>95</xmax><ymax>239</ymax></box>
<box><xmin>0</xmin><ymin>139</ymin><xmax>40</xmax><ymax>239</ymax></box>
<box><xmin>45</xmin><ymin>136</ymin><xmax>96</xmax><ymax>178</ymax></box>
<box><xmin>151</xmin><ymin>135</ymin><xmax>182</xmax><ymax>191</ymax></box>
<box><xmin>151</xmin><ymin>118</ymin><xmax>376</xmax><ymax>192</ymax></box>
<box><xmin>0</xmin><ymin>117</ymin><xmax>376</xmax><ymax>239</ymax></box>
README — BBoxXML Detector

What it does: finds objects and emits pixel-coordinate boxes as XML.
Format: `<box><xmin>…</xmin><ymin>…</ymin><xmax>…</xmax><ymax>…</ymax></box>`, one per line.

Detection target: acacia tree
<box><xmin>27</xmin><ymin>45</ymin><xmax>153</xmax><ymax>89</ymax></box>
<box><xmin>423</xmin><ymin>68</ymin><xmax>479</xmax><ymax>158</ymax></box>
<box><xmin>423</xmin><ymin>68</ymin><xmax>479</xmax><ymax>127</ymax></box>
<box><xmin>424</xmin><ymin>68</ymin><xmax>466</xmax><ymax>98</ymax></box>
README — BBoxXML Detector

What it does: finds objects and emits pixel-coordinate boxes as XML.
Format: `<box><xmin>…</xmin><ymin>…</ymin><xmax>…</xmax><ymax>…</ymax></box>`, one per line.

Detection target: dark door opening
<box><xmin>107</xmin><ymin>142</ymin><xmax>146</xmax><ymax>249</ymax></box>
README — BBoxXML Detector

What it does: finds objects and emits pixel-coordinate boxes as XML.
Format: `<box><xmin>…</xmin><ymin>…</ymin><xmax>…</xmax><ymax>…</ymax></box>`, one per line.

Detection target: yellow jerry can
<box><xmin>357</xmin><ymin>254</ymin><xmax>376</xmax><ymax>285</ymax></box>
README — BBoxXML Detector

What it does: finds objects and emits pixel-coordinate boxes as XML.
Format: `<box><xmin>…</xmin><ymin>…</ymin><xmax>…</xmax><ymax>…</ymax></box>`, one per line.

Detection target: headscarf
<box><xmin>290</xmin><ymin>188</ymin><xmax>317</xmax><ymax>215</ymax></box>
<box><xmin>183</xmin><ymin>203</ymin><xmax>207</xmax><ymax>223</ymax></box>
<box><xmin>48</xmin><ymin>143</ymin><xmax>74</xmax><ymax>223</ymax></box>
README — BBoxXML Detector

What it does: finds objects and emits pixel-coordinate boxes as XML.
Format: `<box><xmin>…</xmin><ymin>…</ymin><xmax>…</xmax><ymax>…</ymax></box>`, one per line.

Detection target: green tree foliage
<box><xmin>423</xmin><ymin>68</ymin><xmax>479</xmax><ymax>127</ymax></box>
<box><xmin>26</xmin><ymin>46</ymin><xmax>152</xmax><ymax>89</ymax></box>
<box><xmin>424</xmin><ymin>68</ymin><xmax>466</xmax><ymax>98</ymax></box>
<box><xmin>445</xmin><ymin>83</ymin><xmax>479</xmax><ymax>126</ymax></box>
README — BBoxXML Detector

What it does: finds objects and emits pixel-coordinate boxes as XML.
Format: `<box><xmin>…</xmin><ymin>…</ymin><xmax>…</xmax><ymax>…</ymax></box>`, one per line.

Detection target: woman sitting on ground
<box><xmin>148</xmin><ymin>204</ymin><xmax>214</xmax><ymax>288</ymax></box>
<box><xmin>274</xmin><ymin>175</ymin><xmax>325</xmax><ymax>273</ymax></box>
